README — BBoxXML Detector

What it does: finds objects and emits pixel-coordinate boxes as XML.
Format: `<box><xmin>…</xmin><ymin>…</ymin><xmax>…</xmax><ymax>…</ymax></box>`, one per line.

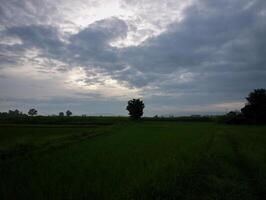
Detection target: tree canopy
<box><xmin>126</xmin><ymin>99</ymin><xmax>145</xmax><ymax>120</ymax></box>
<box><xmin>28</xmin><ymin>108</ymin><xmax>38</xmax><ymax>116</ymax></box>
<box><xmin>241</xmin><ymin>89</ymin><xmax>266</xmax><ymax>123</ymax></box>
<box><xmin>66</xmin><ymin>110</ymin><xmax>72</xmax><ymax>117</ymax></box>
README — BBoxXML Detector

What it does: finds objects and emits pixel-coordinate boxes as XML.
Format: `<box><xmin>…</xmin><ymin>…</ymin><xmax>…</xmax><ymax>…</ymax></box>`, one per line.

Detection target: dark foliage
<box><xmin>221</xmin><ymin>89</ymin><xmax>266</xmax><ymax>124</ymax></box>
<box><xmin>219</xmin><ymin>111</ymin><xmax>246</xmax><ymax>124</ymax></box>
<box><xmin>241</xmin><ymin>89</ymin><xmax>266</xmax><ymax>123</ymax></box>
<box><xmin>28</xmin><ymin>108</ymin><xmax>38</xmax><ymax>116</ymax></box>
<box><xmin>126</xmin><ymin>99</ymin><xmax>145</xmax><ymax>120</ymax></box>
<box><xmin>59</xmin><ymin>112</ymin><xmax>65</xmax><ymax>117</ymax></box>
<box><xmin>146</xmin><ymin>115</ymin><xmax>213</xmax><ymax>122</ymax></box>
<box><xmin>0</xmin><ymin>109</ymin><xmax>26</xmax><ymax>117</ymax></box>
<box><xmin>0</xmin><ymin>115</ymin><xmax>126</xmax><ymax>125</ymax></box>
<box><xmin>66</xmin><ymin>110</ymin><xmax>72</xmax><ymax>117</ymax></box>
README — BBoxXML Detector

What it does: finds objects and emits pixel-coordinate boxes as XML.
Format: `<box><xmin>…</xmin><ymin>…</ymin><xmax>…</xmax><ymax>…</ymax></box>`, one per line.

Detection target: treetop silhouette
<box><xmin>126</xmin><ymin>99</ymin><xmax>145</xmax><ymax>120</ymax></box>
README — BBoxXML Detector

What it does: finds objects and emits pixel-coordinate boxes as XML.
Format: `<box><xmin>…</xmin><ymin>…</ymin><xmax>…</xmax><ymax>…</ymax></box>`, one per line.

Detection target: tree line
<box><xmin>0</xmin><ymin>109</ymin><xmax>73</xmax><ymax>117</ymax></box>
<box><xmin>0</xmin><ymin>88</ymin><xmax>265</xmax><ymax>124</ymax></box>
<box><xmin>125</xmin><ymin>88</ymin><xmax>266</xmax><ymax>124</ymax></box>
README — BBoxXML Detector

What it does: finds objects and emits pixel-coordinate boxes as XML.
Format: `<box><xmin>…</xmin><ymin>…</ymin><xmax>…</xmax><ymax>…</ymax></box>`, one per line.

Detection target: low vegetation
<box><xmin>0</xmin><ymin>120</ymin><xmax>266</xmax><ymax>200</ymax></box>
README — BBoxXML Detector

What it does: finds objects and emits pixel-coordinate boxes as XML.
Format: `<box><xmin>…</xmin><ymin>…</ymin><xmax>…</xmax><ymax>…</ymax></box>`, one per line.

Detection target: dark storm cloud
<box><xmin>119</xmin><ymin>0</ymin><xmax>266</xmax><ymax>101</ymax></box>
<box><xmin>0</xmin><ymin>25</ymin><xmax>65</xmax><ymax>71</ymax></box>
<box><xmin>1</xmin><ymin>0</ymin><xmax>266</xmax><ymax>115</ymax></box>
<box><xmin>67</xmin><ymin>17</ymin><xmax>127</xmax><ymax>66</ymax></box>
<box><xmin>123</xmin><ymin>0</ymin><xmax>266</xmax><ymax>72</ymax></box>
<box><xmin>5</xmin><ymin>25</ymin><xmax>63</xmax><ymax>51</ymax></box>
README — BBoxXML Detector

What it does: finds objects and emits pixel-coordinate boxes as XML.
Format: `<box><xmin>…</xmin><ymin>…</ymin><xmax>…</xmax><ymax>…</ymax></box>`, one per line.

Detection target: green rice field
<box><xmin>0</xmin><ymin>121</ymin><xmax>265</xmax><ymax>199</ymax></box>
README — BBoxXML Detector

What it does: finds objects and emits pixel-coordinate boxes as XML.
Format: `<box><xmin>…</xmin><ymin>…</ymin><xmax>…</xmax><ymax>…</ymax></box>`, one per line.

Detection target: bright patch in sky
<box><xmin>66</xmin><ymin>67</ymin><xmax>141</xmax><ymax>99</ymax></box>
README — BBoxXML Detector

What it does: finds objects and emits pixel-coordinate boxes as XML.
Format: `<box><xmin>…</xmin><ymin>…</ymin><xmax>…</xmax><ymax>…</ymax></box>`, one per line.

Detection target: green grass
<box><xmin>0</xmin><ymin>124</ymin><xmax>112</xmax><ymax>151</ymax></box>
<box><xmin>0</xmin><ymin>121</ymin><xmax>265</xmax><ymax>199</ymax></box>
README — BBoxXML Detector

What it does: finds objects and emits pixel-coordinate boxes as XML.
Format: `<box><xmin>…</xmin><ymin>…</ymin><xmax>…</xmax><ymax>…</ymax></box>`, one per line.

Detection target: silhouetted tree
<box><xmin>28</xmin><ymin>108</ymin><xmax>37</xmax><ymax>116</ymax></box>
<box><xmin>241</xmin><ymin>89</ymin><xmax>266</xmax><ymax>123</ymax></box>
<box><xmin>8</xmin><ymin>109</ymin><xmax>22</xmax><ymax>116</ymax></box>
<box><xmin>66</xmin><ymin>110</ymin><xmax>72</xmax><ymax>117</ymax></box>
<box><xmin>59</xmin><ymin>112</ymin><xmax>64</xmax><ymax>117</ymax></box>
<box><xmin>126</xmin><ymin>99</ymin><xmax>144</xmax><ymax>120</ymax></box>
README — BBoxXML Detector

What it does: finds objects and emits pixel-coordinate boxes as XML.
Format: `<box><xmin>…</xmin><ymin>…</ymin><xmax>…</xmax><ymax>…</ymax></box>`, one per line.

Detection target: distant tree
<box><xmin>8</xmin><ymin>109</ymin><xmax>22</xmax><ymax>116</ymax></box>
<box><xmin>66</xmin><ymin>110</ymin><xmax>72</xmax><ymax>117</ymax></box>
<box><xmin>241</xmin><ymin>89</ymin><xmax>266</xmax><ymax>123</ymax></box>
<box><xmin>59</xmin><ymin>112</ymin><xmax>64</xmax><ymax>117</ymax></box>
<box><xmin>126</xmin><ymin>99</ymin><xmax>145</xmax><ymax>120</ymax></box>
<box><xmin>153</xmin><ymin>115</ymin><xmax>159</xmax><ymax>119</ymax></box>
<box><xmin>28</xmin><ymin>108</ymin><xmax>38</xmax><ymax>116</ymax></box>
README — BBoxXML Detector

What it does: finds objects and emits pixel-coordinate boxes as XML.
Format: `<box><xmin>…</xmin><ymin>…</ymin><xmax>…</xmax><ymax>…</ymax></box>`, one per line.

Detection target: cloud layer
<box><xmin>0</xmin><ymin>0</ymin><xmax>266</xmax><ymax>115</ymax></box>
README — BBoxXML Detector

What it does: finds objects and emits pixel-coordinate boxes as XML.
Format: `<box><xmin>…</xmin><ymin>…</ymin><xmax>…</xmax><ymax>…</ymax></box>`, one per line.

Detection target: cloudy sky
<box><xmin>0</xmin><ymin>0</ymin><xmax>265</xmax><ymax>116</ymax></box>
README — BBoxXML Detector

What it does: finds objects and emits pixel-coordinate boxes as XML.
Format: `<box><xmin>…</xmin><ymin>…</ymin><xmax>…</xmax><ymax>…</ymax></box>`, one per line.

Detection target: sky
<box><xmin>0</xmin><ymin>0</ymin><xmax>266</xmax><ymax>116</ymax></box>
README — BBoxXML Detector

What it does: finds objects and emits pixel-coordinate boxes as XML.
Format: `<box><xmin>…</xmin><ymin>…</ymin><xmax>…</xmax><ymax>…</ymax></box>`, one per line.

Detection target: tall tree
<box><xmin>126</xmin><ymin>99</ymin><xmax>145</xmax><ymax>120</ymax></box>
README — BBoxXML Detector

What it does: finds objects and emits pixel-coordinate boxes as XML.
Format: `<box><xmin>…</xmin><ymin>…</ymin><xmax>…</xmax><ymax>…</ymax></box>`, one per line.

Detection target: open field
<box><xmin>0</xmin><ymin>121</ymin><xmax>266</xmax><ymax>200</ymax></box>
